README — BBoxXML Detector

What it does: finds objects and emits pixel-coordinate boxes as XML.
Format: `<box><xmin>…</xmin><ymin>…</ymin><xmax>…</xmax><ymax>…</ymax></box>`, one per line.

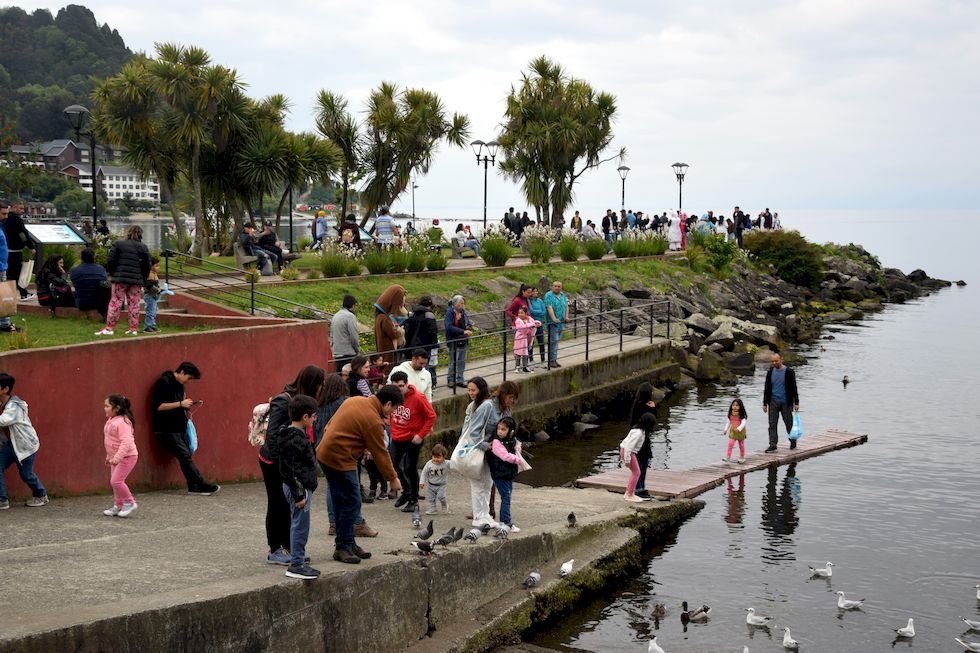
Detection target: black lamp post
<box><xmin>63</xmin><ymin>104</ymin><xmax>98</xmax><ymax>233</ymax></box>
<box><xmin>672</xmin><ymin>162</ymin><xmax>689</xmax><ymax>211</ymax></box>
<box><xmin>411</xmin><ymin>177</ymin><xmax>419</xmax><ymax>228</ymax></box>
<box><xmin>470</xmin><ymin>139</ymin><xmax>499</xmax><ymax>233</ymax></box>
<box><xmin>617</xmin><ymin>165</ymin><xmax>631</xmax><ymax>211</ymax></box>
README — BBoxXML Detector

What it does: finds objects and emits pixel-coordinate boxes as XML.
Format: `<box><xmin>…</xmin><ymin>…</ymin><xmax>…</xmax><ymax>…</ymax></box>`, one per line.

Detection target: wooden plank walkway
<box><xmin>575</xmin><ymin>428</ymin><xmax>868</xmax><ymax>499</ymax></box>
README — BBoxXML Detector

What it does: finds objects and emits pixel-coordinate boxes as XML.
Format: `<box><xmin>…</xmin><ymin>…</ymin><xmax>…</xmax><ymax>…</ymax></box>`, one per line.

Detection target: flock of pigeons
<box><xmin>644</xmin><ymin>566</ymin><xmax>980</xmax><ymax>652</ymax></box>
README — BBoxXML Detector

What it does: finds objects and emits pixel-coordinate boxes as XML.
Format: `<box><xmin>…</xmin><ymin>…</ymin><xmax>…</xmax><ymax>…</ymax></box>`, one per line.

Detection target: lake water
<box><xmin>517</xmin><ymin>210</ymin><xmax>980</xmax><ymax>652</ymax></box>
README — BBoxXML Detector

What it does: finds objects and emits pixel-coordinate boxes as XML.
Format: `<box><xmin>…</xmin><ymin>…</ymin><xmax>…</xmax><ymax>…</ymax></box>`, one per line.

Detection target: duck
<box><xmin>842</xmin><ymin>375</ymin><xmax>850</xmax><ymax>387</ymax></box>
<box><xmin>894</xmin><ymin>618</ymin><xmax>915</xmax><ymax>638</ymax></box>
<box><xmin>745</xmin><ymin>607</ymin><xmax>773</xmax><ymax>627</ymax></box>
<box><xmin>651</xmin><ymin>602</ymin><xmax>667</xmax><ymax>619</ymax></box>
<box><xmin>963</xmin><ymin>617</ymin><xmax>980</xmax><ymax>631</ymax></box>
<box><xmin>836</xmin><ymin>591</ymin><xmax>865</xmax><ymax>610</ymax></box>
<box><xmin>809</xmin><ymin>561</ymin><xmax>834</xmax><ymax>578</ymax></box>
<box><xmin>782</xmin><ymin>627</ymin><xmax>800</xmax><ymax>650</ymax></box>
<box><xmin>680</xmin><ymin>601</ymin><xmax>710</xmax><ymax>623</ymax></box>
<box><xmin>955</xmin><ymin>638</ymin><xmax>980</xmax><ymax>652</ymax></box>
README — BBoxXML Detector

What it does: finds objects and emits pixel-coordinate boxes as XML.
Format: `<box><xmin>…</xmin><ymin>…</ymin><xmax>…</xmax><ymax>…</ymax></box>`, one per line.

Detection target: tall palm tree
<box><xmin>315</xmin><ymin>90</ymin><xmax>360</xmax><ymax>221</ymax></box>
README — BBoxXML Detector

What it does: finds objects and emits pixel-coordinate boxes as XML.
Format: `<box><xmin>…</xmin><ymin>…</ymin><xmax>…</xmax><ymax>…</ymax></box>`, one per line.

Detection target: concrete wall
<box><xmin>0</xmin><ymin>323</ymin><xmax>332</xmax><ymax>499</ymax></box>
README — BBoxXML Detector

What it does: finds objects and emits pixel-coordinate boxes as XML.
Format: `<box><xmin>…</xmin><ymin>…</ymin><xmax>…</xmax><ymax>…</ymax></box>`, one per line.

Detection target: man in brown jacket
<box><xmin>317</xmin><ymin>385</ymin><xmax>403</xmax><ymax>564</ymax></box>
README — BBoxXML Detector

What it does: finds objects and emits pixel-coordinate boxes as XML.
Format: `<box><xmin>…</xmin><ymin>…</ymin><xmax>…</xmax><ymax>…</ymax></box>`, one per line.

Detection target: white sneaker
<box><xmin>125</xmin><ymin>329</ymin><xmax>139</xmax><ymax>336</ymax></box>
<box><xmin>95</xmin><ymin>328</ymin><xmax>114</xmax><ymax>336</ymax></box>
<box><xmin>722</xmin><ymin>456</ymin><xmax>731</xmax><ymax>463</ymax></box>
<box><xmin>737</xmin><ymin>457</ymin><xmax>745</xmax><ymax>464</ymax></box>
<box><xmin>103</xmin><ymin>505</ymin><xmax>121</xmax><ymax>517</ymax></box>
<box><xmin>624</xmin><ymin>493</ymin><xmax>644</xmax><ymax>503</ymax></box>
<box><xmin>118</xmin><ymin>502</ymin><xmax>138</xmax><ymax>517</ymax></box>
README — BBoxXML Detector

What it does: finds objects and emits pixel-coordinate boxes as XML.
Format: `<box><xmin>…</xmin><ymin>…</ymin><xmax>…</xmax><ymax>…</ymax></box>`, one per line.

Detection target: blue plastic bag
<box><xmin>788</xmin><ymin>412</ymin><xmax>804</xmax><ymax>441</ymax></box>
<box><xmin>186</xmin><ymin>419</ymin><xmax>199</xmax><ymax>454</ymax></box>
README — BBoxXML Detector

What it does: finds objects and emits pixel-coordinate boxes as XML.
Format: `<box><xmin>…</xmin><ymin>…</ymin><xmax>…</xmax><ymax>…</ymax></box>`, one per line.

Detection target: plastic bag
<box><xmin>186</xmin><ymin>419</ymin><xmax>199</xmax><ymax>453</ymax></box>
<box><xmin>449</xmin><ymin>440</ymin><xmax>485</xmax><ymax>480</ymax></box>
<box><xmin>788</xmin><ymin>412</ymin><xmax>804</xmax><ymax>441</ymax></box>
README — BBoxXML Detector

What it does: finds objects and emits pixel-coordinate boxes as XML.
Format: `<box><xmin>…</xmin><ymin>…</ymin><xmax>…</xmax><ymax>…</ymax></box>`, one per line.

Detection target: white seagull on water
<box><xmin>837</xmin><ymin>591</ymin><xmax>865</xmax><ymax>610</ymax></box>
<box><xmin>809</xmin><ymin>561</ymin><xmax>834</xmax><ymax>578</ymax></box>
<box><xmin>894</xmin><ymin>618</ymin><xmax>915</xmax><ymax>638</ymax></box>
<box><xmin>782</xmin><ymin>627</ymin><xmax>800</xmax><ymax>650</ymax></box>
<box><xmin>647</xmin><ymin>635</ymin><xmax>665</xmax><ymax>653</ymax></box>
<box><xmin>955</xmin><ymin>638</ymin><xmax>980</xmax><ymax>652</ymax></box>
<box><xmin>745</xmin><ymin>608</ymin><xmax>774</xmax><ymax>627</ymax></box>
<box><xmin>962</xmin><ymin>617</ymin><xmax>980</xmax><ymax>631</ymax></box>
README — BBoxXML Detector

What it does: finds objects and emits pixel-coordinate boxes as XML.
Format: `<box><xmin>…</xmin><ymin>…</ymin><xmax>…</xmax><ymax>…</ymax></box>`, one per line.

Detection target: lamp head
<box><xmin>470</xmin><ymin>139</ymin><xmax>485</xmax><ymax>159</ymax></box>
<box><xmin>617</xmin><ymin>165</ymin><xmax>631</xmax><ymax>181</ymax></box>
<box><xmin>64</xmin><ymin>104</ymin><xmax>91</xmax><ymax>132</ymax></box>
<box><xmin>672</xmin><ymin>162</ymin><xmax>689</xmax><ymax>179</ymax></box>
<box><xmin>485</xmin><ymin>140</ymin><xmax>500</xmax><ymax>159</ymax></box>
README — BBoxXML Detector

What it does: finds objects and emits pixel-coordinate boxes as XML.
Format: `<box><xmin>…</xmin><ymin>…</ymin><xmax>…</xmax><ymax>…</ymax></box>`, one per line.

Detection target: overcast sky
<box><xmin>18</xmin><ymin>0</ymin><xmax>980</xmax><ymax>218</ymax></box>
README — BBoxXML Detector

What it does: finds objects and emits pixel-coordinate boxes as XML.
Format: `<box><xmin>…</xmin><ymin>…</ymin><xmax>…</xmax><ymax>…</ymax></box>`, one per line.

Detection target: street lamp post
<box><xmin>470</xmin><ymin>139</ymin><xmax>499</xmax><ymax>233</ymax></box>
<box><xmin>63</xmin><ymin>104</ymin><xmax>98</xmax><ymax>233</ymax></box>
<box><xmin>617</xmin><ymin>165</ymin><xmax>631</xmax><ymax>211</ymax></box>
<box><xmin>411</xmin><ymin>177</ymin><xmax>419</xmax><ymax>229</ymax></box>
<box><xmin>672</xmin><ymin>162</ymin><xmax>689</xmax><ymax>211</ymax></box>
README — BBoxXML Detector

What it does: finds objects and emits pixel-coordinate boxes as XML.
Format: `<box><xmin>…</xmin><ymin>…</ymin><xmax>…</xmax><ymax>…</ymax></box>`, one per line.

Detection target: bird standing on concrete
<box><xmin>450</xmin><ymin>527</ymin><xmax>464</xmax><ymax>544</ymax></box>
<box><xmin>559</xmin><ymin>559</ymin><xmax>574</xmax><ymax>577</ymax></box>
<box><xmin>809</xmin><ymin>561</ymin><xmax>834</xmax><ymax>578</ymax></box>
<box><xmin>415</xmin><ymin>519</ymin><xmax>433</xmax><ymax>541</ymax></box>
<box><xmin>463</xmin><ymin>527</ymin><xmax>482</xmax><ymax>542</ymax></box>
<box><xmin>647</xmin><ymin>635</ymin><xmax>665</xmax><ymax>653</ymax></box>
<box><xmin>410</xmin><ymin>540</ymin><xmax>434</xmax><ymax>556</ymax></box>
<box><xmin>567</xmin><ymin>512</ymin><xmax>577</xmax><ymax>528</ymax></box>
<box><xmin>494</xmin><ymin>527</ymin><xmax>509</xmax><ymax>539</ymax></box>
<box><xmin>745</xmin><ymin>608</ymin><xmax>773</xmax><ymax>627</ymax></box>
<box><xmin>411</xmin><ymin>504</ymin><xmax>421</xmax><ymax>530</ymax></box>
<box><xmin>836</xmin><ymin>591</ymin><xmax>865</xmax><ymax>610</ymax></box>
<box><xmin>894</xmin><ymin>618</ymin><xmax>915</xmax><ymax>638</ymax></box>
<box><xmin>782</xmin><ymin>627</ymin><xmax>799</xmax><ymax>650</ymax></box>
<box><xmin>522</xmin><ymin>571</ymin><xmax>541</xmax><ymax>589</ymax></box>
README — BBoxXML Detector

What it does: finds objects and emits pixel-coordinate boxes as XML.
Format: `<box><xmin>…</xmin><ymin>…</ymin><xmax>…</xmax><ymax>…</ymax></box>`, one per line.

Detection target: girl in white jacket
<box><xmin>0</xmin><ymin>372</ymin><xmax>48</xmax><ymax>509</ymax></box>
<box><xmin>619</xmin><ymin>413</ymin><xmax>656</xmax><ymax>502</ymax></box>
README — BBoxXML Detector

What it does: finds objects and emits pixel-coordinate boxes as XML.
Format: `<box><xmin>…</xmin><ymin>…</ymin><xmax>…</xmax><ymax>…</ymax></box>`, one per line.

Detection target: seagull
<box><xmin>962</xmin><ymin>617</ymin><xmax>980</xmax><ymax>631</ymax></box>
<box><xmin>463</xmin><ymin>527</ymin><xmax>482</xmax><ymax>542</ymax></box>
<box><xmin>647</xmin><ymin>636</ymin><xmax>665</xmax><ymax>653</ymax></box>
<box><xmin>410</xmin><ymin>540</ymin><xmax>434</xmax><ymax>556</ymax></box>
<box><xmin>681</xmin><ymin>601</ymin><xmax>710</xmax><ymax>623</ymax></box>
<box><xmin>415</xmin><ymin>519</ymin><xmax>433</xmax><ymax>541</ymax></box>
<box><xmin>559</xmin><ymin>559</ymin><xmax>574</xmax><ymax>577</ymax></box>
<box><xmin>743</xmin><ymin>647</ymin><xmax>749</xmax><ymax>653</ymax></box>
<box><xmin>955</xmin><ymin>638</ymin><xmax>980</xmax><ymax>652</ymax></box>
<box><xmin>782</xmin><ymin>627</ymin><xmax>799</xmax><ymax>650</ymax></box>
<box><xmin>745</xmin><ymin>607</ymin><xmax>774</xmax><ymax>627</ymax></box>
<box><xmin>809</xmin><ymin>561</ymin><xmax>834</xmax><ymax>578</ymax></box>
<box><xmin>894</xmin><ymin>618</ymin><xmax>914</xmax><ymax>638</ymax></box>
<box><xmin>567</xmin><ymin>512</ymin><xmax>577</xmax><ymax>528</ymax></box>
<box><xmin>837</xmin><ymin>591</ymin><xmax>865</xmax><ymax>610</ymax></box>
<box><xmin>651</xmin><ymin>603</ymin><xmax>666</xmax><ymax>619</ymax></box>
<box><xmin>976</xmin><ymin>584</ymin><xmax>980</xmax><ymax>600</ymax></box>
<box><xmin>494</xmin><ymin>527</ymin><xmax>510</xmax><ymax>539</ymax></box>
<box><xmin>522</xmin><ymin>571</ymin><xmax>541</xmax><ymax>589</ymax></box>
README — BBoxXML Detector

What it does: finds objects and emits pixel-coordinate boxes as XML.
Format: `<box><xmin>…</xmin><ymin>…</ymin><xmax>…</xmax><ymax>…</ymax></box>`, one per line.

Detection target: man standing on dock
<box><xmin>763</xmin><ymin>352</ymin><xmax>800</xmax><ymax>452</ymax></box>
<box><xmin>544</xmin><ymin>281</ymin><xmax>568</xmax><ymax>369</ymax></box>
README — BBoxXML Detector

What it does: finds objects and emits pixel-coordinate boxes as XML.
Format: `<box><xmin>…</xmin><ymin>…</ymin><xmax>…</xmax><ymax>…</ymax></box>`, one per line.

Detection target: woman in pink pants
<box><xmin>619</xmin><ymin>413</ymin><xmax>656</xmax><ymax>503</ymax></box>
<box><xmin>103</xmin><ymin>394</ymin><xmax>139</xmax><ymax>517</ymax></box>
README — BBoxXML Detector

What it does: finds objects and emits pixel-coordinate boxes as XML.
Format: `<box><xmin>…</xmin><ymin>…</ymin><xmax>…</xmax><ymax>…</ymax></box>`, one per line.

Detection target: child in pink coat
<box><xmin>512</xmin><ymin>306</ymin><xmax>541</xmax><ymax>373</ymax></box>
<box><xmin>103</xmin><ymin>394</ymin><xmax>139</xmax><ymax>517</ymax></box>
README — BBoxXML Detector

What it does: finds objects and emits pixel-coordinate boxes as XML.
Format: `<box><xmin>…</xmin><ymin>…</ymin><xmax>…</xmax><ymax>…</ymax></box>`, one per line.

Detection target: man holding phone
<box><xmin>151</xmin><ymin>361</ymin><xmax>220</xmax><ymax>495</ymax></box>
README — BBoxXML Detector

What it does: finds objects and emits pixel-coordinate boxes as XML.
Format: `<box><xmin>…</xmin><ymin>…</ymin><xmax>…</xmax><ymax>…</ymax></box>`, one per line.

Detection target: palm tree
<box><xmin>315</xmin><ymin>90</ymin><xmax>360</xmax><ymax>222</ymax></box>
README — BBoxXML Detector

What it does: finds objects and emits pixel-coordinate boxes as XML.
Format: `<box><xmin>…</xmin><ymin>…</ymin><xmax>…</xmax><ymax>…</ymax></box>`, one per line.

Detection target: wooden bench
<box><xmin>281</xmin><ymin>252</ymin><xmax>302</xmax><ymax>268</ymax></box>
<box><xmin>233</xmin><ymin>242</ymin><xmax>258</xmax><ymax>269</ymax></box>
<box><xmin>450</xmin><ymin>239</ymin><xmax>477</xmax><ymax>259</ymax></box>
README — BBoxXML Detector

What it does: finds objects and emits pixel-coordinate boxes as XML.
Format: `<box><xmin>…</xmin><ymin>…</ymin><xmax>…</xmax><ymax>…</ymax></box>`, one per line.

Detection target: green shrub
<box><xmin>703</xmin><ymin>235</ymin><xmax>739</xmax><ymax>273</ymax></box>
<box><xmin>298</xmin><ymin>235</ymin><xmax>313</xmax><ymax>251</ymax></box>
<box><xmin>243</xmin><ymin>268</ymin><xmax>262</xmax><ymax>283</ymax></box>
<box><xmin>583</xmin><ymin>239</ymin><xmax>607</xmax><ymax>260</ymax></box>
<box><xmin>407</xmin><ymin>252</ymin><xmax>427</xmax><ymax>272</ymax></box>
<box><xmin>480</xmin><ymin>234</ymin><xmax>512</xmax><ymax>267</ymax></box>
<box><xmin>743</xmin><ymin>230</ymin><xmax>824</xmax><ymax>288</ymax></box>
<box><xmin>305</xmin><ymin>266</ymin><xmax>322</xmax><ymax>279</ymax></box>
<box><xmin>686</xmin><ymin>230</ymin><xmax>711</xmax><ymax>251</ymax></box>
<box><xmin>426</xmin><ymin>251</ymin><xmax>448</xmax><ymax>271</ymax></box>
<box><xmin>279</xmin><ymin>267</ymin><xmax>300</xmax><ymax>281</ymax></box>
<box><xmin>346</xmin><ymin>260</ymin><xmax>362</xmax><ymax>276</ymax></box>
<box><xmin>636</xmin><ymin>233</ymin><xmax>668</xmax><ymax>256</ymax></box>
<box><xmin>387</xmin><ymin>248</ymin><xmax>408</xmax><ymax>273</ymax></box>
<box><xmin>611</xmin><ymin>238</ymin><xmax>634</xmax><ymax>258</ymax></box>
<box><xmin>526</xmin><ymin>238</ymin><xmax>552</xmax><ymax>263</ymax></box>
<box><xmin>319</xmin><ymin>244</ymin><xmax>350</xmax><ymax>277</ymax></box>
<box><xmin>557</xmin><ymin>235</ymin><xmax>580</xmax><ymax>262</ymax></box>
<box><xmin>363</xmin><ymin>248</ymin><xmax>390</xmax><ymax>274</ymax></box>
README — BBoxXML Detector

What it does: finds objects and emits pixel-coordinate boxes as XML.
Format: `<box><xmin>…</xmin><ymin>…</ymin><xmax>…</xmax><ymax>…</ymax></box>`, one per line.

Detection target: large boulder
<box><xmin>760</xmin><ymin>297</ymin><xmax>784</xmax><ymax>314</ymax></box>
<box><xmin>684</xmin><ymin>312</ymin><xmax>719</xmax><ymax>334</ymax></box>
<box><xmin>715</xmin><ymin>315</ymin><xmax>781</xmax><ymax>348</ymax></box>
<box><xmin>722</xmin><ymin>351</ymin><xmax>756</xmax><ymax>373</ymax></box>
<box><xmin>907</xmin><ymin>269</ymin><xmax>928</xmax><ymax>283</ymax></box>
<box><xmin>704</xmin><ymin>323</ymin><xmax>736</xmax><ymax>349</ymax></box>
<box><xmin>694</xmin><ymin>346</ymin><xmax>729</xmax><ymax>381</ymax></box>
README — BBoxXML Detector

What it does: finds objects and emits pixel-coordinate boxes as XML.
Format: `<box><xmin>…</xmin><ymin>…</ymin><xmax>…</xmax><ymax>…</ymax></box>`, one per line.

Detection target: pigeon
<box><xmin>836</xmin><ymin>591</ymin><xmax>865</xmax><ymax>610</ymax></box>
<box><xmin>494</xmin><ymin>527</ymin><xmax>509</xmax><ymax>539</ymax></box>
<box><xmin>567</xmin><ymin>512</ymin><xmax>577</xmax><ymax>528</ymax></box>
<box><xmin>415</xmin><ymin>519</ymin><xmax>433</xmax><ymax>541</ymax></box>
<box><xmin>809</xmin><ymin>561</ymin><xmax>834</xmax><ymax>578</ymax></box>
<box><xmin>410</xmin><ymin>540</ymin><xmax>434</xmax><ymax>556</ymax></box>
<box><xmin>680</xmin><ymin>601</ymin><xmax>710</xmax><ymax>623</ymax></box>
<box><xmin>955</xmin><ymin>639</ymin><xmax>980</xmax><ymax>652</ymax></box>
<box><xmin>559</xmin><ymin>559</ymin><xmax>574</xmax><ymax>577</ymax></box>
<box><xmin>651</xmin><ymin>603</ymin><xmax>666</xmax><ymax>619</ymax></box>
<box><xmin>745</xmin><ymin>607</ymin><xmax>773</xmax><ymax>627</ymax></box>
<box><xmin>463</xmin><ymin>527</ymin><xmax>481</xmax><ymax>542</ymax></box>
<box><xmin>522</xmin><ymin>571</ymin><xmax>541</xmax><ymax>589</ymax></box>
<box><xmin>480</xmin><ymin>523</ymin><xmax>493</xmax><ymax>535</ymax></box>
<box><xmin>450</xmin><ymin>526</ymin><xmax>464</xmax><ymax>544</ymax></box>
<box><xmin>894</xmin><ymin>618</ymin><xmax>915</xmax><ymax>638</ymax></box>
<box><xmin>647</xmin><ymin>636</ymin><xmax>665</xmax><ymax>653</ymax></box>
<box><xmin>435</xmin><ymin>531</ymin><xmax>454</xmax><ymax>548</ymax></box>
<box><xmin>782</xmin><ymin>627</ymin><xmax>799</xmax><ymax>650</ymax></box>
<box><xmin>962</xmin><ymin>617</ymin><xmax>980</xmax><ymax>631</ymax></box>
<box><xmin>411</xmin><ymin>504</ymin><xmax>421</xmax><ymax>530</ymax></box>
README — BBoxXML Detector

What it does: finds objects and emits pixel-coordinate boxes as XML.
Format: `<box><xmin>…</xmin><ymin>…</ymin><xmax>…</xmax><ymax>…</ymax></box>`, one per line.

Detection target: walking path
<box><xmin>575</xmin><ymin>428</ymin><xmax>868</xmax><ymax>498</ymax></box>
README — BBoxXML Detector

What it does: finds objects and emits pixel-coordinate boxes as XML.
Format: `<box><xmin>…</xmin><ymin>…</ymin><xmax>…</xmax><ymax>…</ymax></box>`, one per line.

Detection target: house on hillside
<box><xmin>59</xmin><ymin>163</ymin><xmax>159</xmax><ymax>206</ymax></box>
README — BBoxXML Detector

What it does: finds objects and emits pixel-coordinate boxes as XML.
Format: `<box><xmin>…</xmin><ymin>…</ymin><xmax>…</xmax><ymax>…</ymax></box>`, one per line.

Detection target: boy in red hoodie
<box><xmin>388</xmin><ymin>370</ymin><xmax>437</xmax><ymax>513</ymax></box>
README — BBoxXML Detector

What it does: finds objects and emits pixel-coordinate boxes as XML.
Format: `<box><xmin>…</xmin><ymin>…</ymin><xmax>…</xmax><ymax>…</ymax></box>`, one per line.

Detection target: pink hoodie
<box><xmin>513</xmin><ymin>316</ymin><xmax>540</xmax><ymax>356</ymax></box>
<box><xmin>104</xmin><ymin>415</ymin><xmax>138</xmax><ymax>463</ymax></box>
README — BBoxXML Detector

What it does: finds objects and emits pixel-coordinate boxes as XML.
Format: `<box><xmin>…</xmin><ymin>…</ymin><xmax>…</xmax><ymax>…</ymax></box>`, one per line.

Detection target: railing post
<box><xmin>502</xmin><ymin>327</ymin><xmax>508</xmax><ymax>382</ymax></box>
<box><xmin>546</xmin><ymin>323</ymin><xmax>552</xmax><ymax>369</ymax></box>
<box><xmin>666</xmin><ymin>300</ymin><xmax>671</xmax><ymax>339</ymax></box>
<box><xmin>573</xmin><ymin>299</ymin><xmax>578</xmax><ymax>337</ymax></box>
<box><xmin>649</xmin><ymin>302</ymin><xmax>654</xmax><ymax>343</ymax></box>
<box><xmin>619</xmin><ymin>308</ymin><xmax>624</xmax><ymax>352</ymax></box>
<box><xmin>585</xmin><ymin>315</ymin><xmax>590</xmax><ymax>362</ymax></box>
<box><xmin>250</xmin><ymin>274</ymin><xmax>255</xmax><ymax>315</ymax></box>
<box><xmin>164</xmin><ymin>254</ymin><xmax>169</xmax><ymax>285</ymax></box>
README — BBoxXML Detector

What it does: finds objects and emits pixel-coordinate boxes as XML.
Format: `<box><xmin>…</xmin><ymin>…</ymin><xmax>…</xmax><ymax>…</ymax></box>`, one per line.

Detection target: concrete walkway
<box><xmin>0</xmin><ymin>476</ymin><xmax>688</xmax><ymax>646</ymax></box>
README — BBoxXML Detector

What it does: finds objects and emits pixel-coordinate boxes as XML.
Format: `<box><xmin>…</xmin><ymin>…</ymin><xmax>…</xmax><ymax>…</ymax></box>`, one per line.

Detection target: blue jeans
<box><xmin>547</xmin><ymin>323</ymin><xmax>565</xmax><ymax>363</ymax></box>
<box><xmin>0</xmin><ymin>271</ymin><xmax>10</xmax><ymax>329</ymax></box>
<box><xmin>0</xmin><ymin>439</ymin><xmax>46</xmax><ymax>501</ymax></box>
<box><xmin>493</xmin><ymin>478</ymin><xmax>513</xmax><ymax>526</ymax></box>
<box><xmin>447</xmin><ymin>343</ymin><xmax>468</xmax><ymax>385</ymax></box>
<box><xmin>324</xmin><ymin>466</ymin><xmax>361</xmax><ymax>550</ymax></box>
<box><xmin>464</xmin><ymin>239</ymin><xmax>480</xmax><ymax>256</ymax></box>
<box><xmin>282</xmin><ymin>484</ymin><xmax>312</xmax><ymax>567</ymax></box>
<box><xmin>319</xmin><ymin>462</ymin><xmax>364</xmax><ymax>526</ymax></box>
<box><xmin>144</xmin><ymin>294</ymin><xmax>159</xmax><ymax>329</ymax></box>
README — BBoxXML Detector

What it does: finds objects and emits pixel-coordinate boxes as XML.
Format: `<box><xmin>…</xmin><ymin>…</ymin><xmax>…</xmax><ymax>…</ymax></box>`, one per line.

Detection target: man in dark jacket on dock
<box><xmin>1</xmin><ymin>201</ymin><xmax>35</xmax><ymax>299</ymax></box>
<box><xmin>763</xmin><ymin>352</ymin><xmax>800</xmax><ymax>452</ymax></box>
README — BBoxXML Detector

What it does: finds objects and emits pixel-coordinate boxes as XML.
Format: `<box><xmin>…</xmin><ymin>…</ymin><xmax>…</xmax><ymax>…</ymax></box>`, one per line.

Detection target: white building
<box><xmin>59</xmin><ymin>164</ymin><xmax>161</xmax><ymax>205</ymax></box>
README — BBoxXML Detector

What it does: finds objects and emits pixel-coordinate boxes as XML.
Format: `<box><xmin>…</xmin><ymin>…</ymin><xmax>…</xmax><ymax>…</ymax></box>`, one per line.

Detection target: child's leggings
<box><xmin>110</xmin><ymin>454</ymin><xmax>138</xmax><ymax>506</ymax></box>
<box><xmin>726</xmin><ymin>439</ymin><xmax>745</xmax><ymax>458</ymax></box>
<box><xmin>623</xmin><ymin>448</ymin><xmax>641</xmax><ymax>495</ymax></box>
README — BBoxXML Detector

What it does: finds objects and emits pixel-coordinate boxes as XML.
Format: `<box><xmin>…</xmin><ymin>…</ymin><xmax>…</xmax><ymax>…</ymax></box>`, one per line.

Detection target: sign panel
<box><xmin>24</xmin><ymin>223</ymin><xmax>88</xmax><ymax>245</ymax></box>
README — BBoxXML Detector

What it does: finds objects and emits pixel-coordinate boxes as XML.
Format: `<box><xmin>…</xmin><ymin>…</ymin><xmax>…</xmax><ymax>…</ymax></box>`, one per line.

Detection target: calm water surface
<box><xmin>521</xmin><ymin>211</ymin><xmax>980</xmax><ymax>652</ymax></box>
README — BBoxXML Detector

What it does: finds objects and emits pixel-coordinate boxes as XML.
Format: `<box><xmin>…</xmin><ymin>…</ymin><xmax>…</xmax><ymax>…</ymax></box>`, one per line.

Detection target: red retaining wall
<box><xmin>1</xmin><ymin>323</ymin><xmax>332</xmax><ymax>499</ymax></box>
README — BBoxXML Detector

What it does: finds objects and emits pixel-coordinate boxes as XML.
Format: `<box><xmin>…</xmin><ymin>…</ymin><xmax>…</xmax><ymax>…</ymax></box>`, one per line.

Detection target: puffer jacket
<box><xmin>0</xmin><ymin>396</ymin><xmax>40</xmax><ymax>462</ymax></box>
<box><xmin>106</xmin><ymin>238</ymin><xmax>150</xmax><ymax>286</ymax></box>
<box><xmin>278</xmin><ymin>425</ymin><xmax>318</xmax><ymax>502</ymax></box>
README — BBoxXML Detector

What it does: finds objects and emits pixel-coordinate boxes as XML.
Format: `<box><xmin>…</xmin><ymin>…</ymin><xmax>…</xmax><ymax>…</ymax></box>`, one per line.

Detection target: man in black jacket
<box><xmin>404</xmin><ymin>296</ymin><xmax>439</xmax><ymax>387</ymax></box>
<box><xmin>0</xmin><ymin>202</ymin><xmax>35</xmax><ymax>299</ymax></box>
<box><xmin>762</xmin><ymin>352</ymin><xmax>800</xmax><ymax>452</ymax></box>
<box><xmin>151</xmin><ymin>361</ymin><xmax>220</xmax><ymax>495</ymax></box>
<box><xmin>239</xmin><ymin>223</ymin><xmax>277</xmax><ymax>271</ymax></box>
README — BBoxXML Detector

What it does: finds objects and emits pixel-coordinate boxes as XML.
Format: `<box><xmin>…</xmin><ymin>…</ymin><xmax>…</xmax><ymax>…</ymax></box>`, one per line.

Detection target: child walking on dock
<box><xmin>103</xmin><ymin>394</ymin><xmax>139</xmax><ymax>517</ymax></box>
<box><xmin>419</xmin><ymin>443</ymin><xmax>450</xmax><ymax>514</ymax></box>
<box><xmin>722</xmin><ymin>399</ymin><xmax>748</xmax><ymax>463</ymax></box>
<box><xmin>620</xmin><ymin>413</ymin><xmax>657</xmax><ymax>502</ymax></box>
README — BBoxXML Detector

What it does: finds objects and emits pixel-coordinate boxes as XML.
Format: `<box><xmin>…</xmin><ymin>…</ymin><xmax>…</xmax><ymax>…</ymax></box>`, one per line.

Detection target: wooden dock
<box><xmin>575</xmin><ymin>428</ymin><xmax>868</xmax><ymax>499</ymax></box>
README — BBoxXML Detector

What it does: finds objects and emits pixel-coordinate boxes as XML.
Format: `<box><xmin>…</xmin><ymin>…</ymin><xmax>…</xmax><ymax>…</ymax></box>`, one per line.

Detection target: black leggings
<box><xmin>392</xmin><ymin>440</ymin><xmax>422</xmax><ymax>503</ymax></box>
<box><xmin>155</xmin><ymin>431</ymin><xmax>205</xmax><ymax>489</ymax></box>
<box><xmin>260</xmin><ymin>458</ymin><xmax>291</xmax><ymax>553</ymax></box>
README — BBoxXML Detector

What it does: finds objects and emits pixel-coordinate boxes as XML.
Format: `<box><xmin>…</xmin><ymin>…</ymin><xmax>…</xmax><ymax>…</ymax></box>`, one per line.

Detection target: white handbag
<box><xmin>17</xmin><ymin>259</ymin><xmax>32</xmax><ymax>289</ymax></box>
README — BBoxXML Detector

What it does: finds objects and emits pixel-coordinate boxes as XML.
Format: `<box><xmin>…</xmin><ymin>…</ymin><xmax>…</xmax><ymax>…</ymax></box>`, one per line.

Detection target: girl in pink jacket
<box><xmin>103</xmin><ymin>394</ymin><xmax>139</xmax><ymax>517</ymax></box>
<box><xmin>512</xmin><ymin>306</ymin><xmax>541</xmax><ymax>373</ymax></box>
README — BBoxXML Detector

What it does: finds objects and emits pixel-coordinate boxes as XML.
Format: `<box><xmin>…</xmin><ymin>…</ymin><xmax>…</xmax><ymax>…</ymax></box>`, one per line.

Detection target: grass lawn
<box><xmin>0</xmin><ymin>314</ymin><xmax>210</xmax><ymax>352</ymax></box>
